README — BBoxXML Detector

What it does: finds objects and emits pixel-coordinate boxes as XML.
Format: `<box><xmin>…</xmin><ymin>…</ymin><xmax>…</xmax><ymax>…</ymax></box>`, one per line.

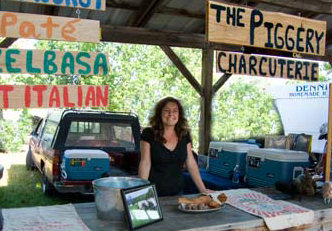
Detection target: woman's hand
<box><xmin>201</xmin><ymin>188</ymin><xmax>215</xmax><ymax>194</ymax></box>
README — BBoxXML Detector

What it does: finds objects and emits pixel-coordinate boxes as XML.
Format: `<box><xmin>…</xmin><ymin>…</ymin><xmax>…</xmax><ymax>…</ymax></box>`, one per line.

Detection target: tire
<box><xmin>25</xmin><ymin>149</ymin><xmax>36</xmax><ymax>170</ymax></box>
<box><xmin>42</xmin><ymin>170</ymin><xmax>55</xmax><ymax>196</ymax></box>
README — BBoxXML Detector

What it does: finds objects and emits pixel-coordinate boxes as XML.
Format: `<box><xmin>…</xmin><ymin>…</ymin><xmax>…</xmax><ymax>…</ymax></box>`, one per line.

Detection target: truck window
<box><xmin>41</xmin><ymin>121</ymin><xmax>58</xmax><ymax>148</ymax></box>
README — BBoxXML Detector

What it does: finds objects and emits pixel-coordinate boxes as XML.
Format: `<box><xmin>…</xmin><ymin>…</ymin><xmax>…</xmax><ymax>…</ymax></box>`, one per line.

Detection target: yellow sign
<box><xmin>207</xmin><ymin>1</ymin><xmax>326</xmax><ymax>56</ymax></box>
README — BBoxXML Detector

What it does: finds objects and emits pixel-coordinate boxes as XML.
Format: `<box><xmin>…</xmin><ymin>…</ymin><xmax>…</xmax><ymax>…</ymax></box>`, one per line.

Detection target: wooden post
<box><xmin>325</xmin><ymin>83</ymin><xmax>332</xmax><ymax>181</ymax></box>
<box><xmin>199</xmin><ymin>48</ymin><xmax>214</xmax><ymax>155</ymax></box>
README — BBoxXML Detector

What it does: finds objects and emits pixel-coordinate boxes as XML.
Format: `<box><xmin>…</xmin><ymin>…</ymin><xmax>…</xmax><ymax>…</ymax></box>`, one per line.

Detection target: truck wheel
<box><xmin>42</xmin><ymin>171</ymin><xmax>55</xmax><ymax>195</ymax></box>
<box><xmin>25</xmin><ymin>149</ymin><xmax>35</xmax><ymax>170</ymax></box>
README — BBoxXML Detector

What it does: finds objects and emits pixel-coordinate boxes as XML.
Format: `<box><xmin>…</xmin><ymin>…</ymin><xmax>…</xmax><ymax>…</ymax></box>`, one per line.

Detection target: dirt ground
<box><xmin>0</xmin><ymin>145</ymin><xmax>28</xmax><ymax>186</ymax></box>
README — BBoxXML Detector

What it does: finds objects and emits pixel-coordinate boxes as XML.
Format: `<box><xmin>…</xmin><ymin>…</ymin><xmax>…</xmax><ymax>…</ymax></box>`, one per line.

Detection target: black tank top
<box><xmin>141</xmin><ymin>127</ymin><xmax>191</xmax><ymax>196</ymax></box>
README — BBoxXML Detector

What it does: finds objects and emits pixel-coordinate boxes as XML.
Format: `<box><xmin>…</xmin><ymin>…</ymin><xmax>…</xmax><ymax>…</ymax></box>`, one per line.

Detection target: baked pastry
<box><xmin>217</xmin><ymin>193</ymin><xmax>227</xmax><ymax>203</ymax></box>
<box><xmin>207</xmin><ymin>200</ymin><xmax>220</xmax><ymax>208</ymax></box>
<box><xmin>178</xmin><ymin>195</ymin><xmax>212</xmax><ymax>205</ymax></box>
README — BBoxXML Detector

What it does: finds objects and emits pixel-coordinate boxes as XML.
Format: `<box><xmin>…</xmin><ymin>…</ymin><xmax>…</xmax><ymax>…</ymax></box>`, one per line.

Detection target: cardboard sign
<box><xmin>0</xmin><ymin>48</ymin><xmax>109</xmax><ymax>75</ymax></box>
<box><xmin>207</xmin><ymin>1</ymin><xmax>326</xmax><ymax>56</ymax></box>
<box><xmin>0</xmin><ymin>85</ymin><xmax>109</xmax><ymax>108</ymax></box>
<box><xmin>10</xmin><ymin>0</ymin><xmax>106</xmax><ymax>11</ymax></box>
<box><xmin>0</xmin><ymin>11</ymin><xmax>100</xmax><ymax>43</ymax></box>
<box><xmin>216</xmin><ymin>51</ymin><xmax>319</xmax><ymax>82</ymax></box>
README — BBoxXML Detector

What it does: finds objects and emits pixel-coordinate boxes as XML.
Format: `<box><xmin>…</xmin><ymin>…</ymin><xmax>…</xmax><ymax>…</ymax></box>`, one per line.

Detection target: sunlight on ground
<box><xmin>0</xmin><ymin>145</ymin><xmax>28</xmax><ymax>186</ymax></box>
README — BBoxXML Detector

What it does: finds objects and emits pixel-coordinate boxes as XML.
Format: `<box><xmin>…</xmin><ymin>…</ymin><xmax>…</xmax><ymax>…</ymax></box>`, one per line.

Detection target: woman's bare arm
<box><xmin>138</xmin><ymin>140</ymin><xmax>151</xmax><ymax>180</ymax></box>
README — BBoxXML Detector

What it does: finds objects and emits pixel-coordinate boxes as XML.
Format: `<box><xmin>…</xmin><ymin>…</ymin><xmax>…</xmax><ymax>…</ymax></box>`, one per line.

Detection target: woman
<box><xmin>138</xmin><ymin>96</ymin><xmax>211</xmax><ymax>196</ymax></box>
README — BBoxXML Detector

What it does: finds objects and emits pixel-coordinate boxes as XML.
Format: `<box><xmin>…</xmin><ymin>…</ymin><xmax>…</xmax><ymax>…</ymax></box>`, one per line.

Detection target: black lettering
<box><xmin>285</xmin><ymin>25</ymin><xmax>295</xmax><ymax>50</ymax></box>
<box><xmin>278</xmin><ymin>59</ymin><xmax>286</xmax><ymax>77</ymax></box>
<box><xmin>294</xmin><ymin>61</ymin><xmax>303</xmax><ymax>80</ymax></box>
<box><xmin>274</xmin><ymin>23</ymin><xmax>284</xmax><ymax>49</ymax></box>
<box><xmin>229</xmin><ymin>54</ymin><xmax>237</xmax><ymax>73</ymax></box>
<box><xmin>259</xmin><ymin>57</ymin><xmax>267</xmax><ymax>76</ymax></box>
<box><xmin>311</xmin><ymin>63</ymin><xmax>319</xmax><ymax>81</ymax></box>
<box><xmin>226</xmin><ymin>7</ymin><xmax>236</xmax><ymax>26</ymax></box>
<box><xmin>250</xmin><ymin>9</ymin><xmax>263</xmax><ymax>45</ymax></box>
<box><xmin>237</xmin><ymin>8</ymin><xmax>245</xmax><ymax>27</ymax></box>
<box><xmin>239</xmin><ymin>55</ymin><xmax>246</xmax><ymax>74</ymax></box>
<box><xmin>210</xmin><ymin>4</ymin><xmax>226</xmax><ymax>23</ymax></box>
<box><xmin>296</xmin><ymin>27</ymin><xmax>305</xmax><ymax>52</ymax></box>
<box><xmin>249</xmin><ymin>56</ymin><xmax>257</xmax><ymax>75</ymax></box>
<box><xmin>268</xmin><ymin>58</ymin><xmax>277</xmax><ymax>76</ymax></box>
<box><xmin>303</xmin><ymin>62</ymin><xmax>310</xmax><ymax>80</ymax></box>
<box><xmin>264</xmin><ymin>22</ymin><xmax>274</xmax><ymax>48</ymax></box>
<box><xmin>315</xmin><ymin>31</ymin><xmax>324</xmax><ymax>55</ymax></box>
<box><xmin>306</xmin><ymin>29</ymin><xmax>314</xmax><ymax>53</ymax></box>
<box><xmin>287</xmin><ymin>60</ymin><xmax>294</xmax><ymax>79</ymax></box>
<box><xmin>217</xmin><ymin>52</ymin><xmax>227</xmax><ymax>72</ymax></box>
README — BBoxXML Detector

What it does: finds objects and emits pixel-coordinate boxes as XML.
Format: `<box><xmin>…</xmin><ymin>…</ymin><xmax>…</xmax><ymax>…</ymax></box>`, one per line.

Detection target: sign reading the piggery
<box><xmin>0</xmin><ymin>48</ymin><xmax>109</xmax><ymax>75</ymax></box>
<box><xmin>10</xmin><ymin>0</ymin><xmax>106</xmax><ymax>11</ymax></box>
<box><xmin>0</xmin><ymin>11</ymin><xmax>100</xmax><ymax>43</ymax></box>
<box><xmin>216</xmin><ymin>51</ymin><xmax>319</xmax><ymax>81</ymax></box>
<box><xmin>0</xmin><ymin>85</ymin><xmax>109</xmax><ymax>108</ymax></box>
<box><xmin>207</xmin><ymin>1</ymin><xmax>326</xmax><ymax>56</ymax></box>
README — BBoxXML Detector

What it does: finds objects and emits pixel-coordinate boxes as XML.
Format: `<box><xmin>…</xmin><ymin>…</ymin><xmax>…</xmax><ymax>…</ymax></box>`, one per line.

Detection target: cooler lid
<box><xmin>209</xmin><ymin>141</ymin><xmax>259</xmax><ymax>152</ymax></box>
<box><xmin>64</xmin><ymin>149</ymin><xmax>109</xmax><ymax>159</ymax></box>
<box><xmin>247</xmin><ymin>148</ymin><xmax>308</xmax><ymax>162</ymax></box>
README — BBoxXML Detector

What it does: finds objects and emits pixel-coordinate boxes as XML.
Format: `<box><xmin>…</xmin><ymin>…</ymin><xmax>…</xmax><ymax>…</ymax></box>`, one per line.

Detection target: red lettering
<box><xmin>25</xmin><ymin>86</ymin><xmax>31</xmax><ymax>108</ymax></box>
<box><xmin>85</xmin><ymin>86</ymin><xmax>96</xmax><ymax>107</ymax></box>
<box><xmin>77</xmin><ymin>86</ymin><xmax>82</xmax><ymax>107</ymax></box>
<box><xmin>1</xmin><ymin>13</ymin><xmax>17</xmax><ymax>36</ymax></box>
<box><xmin>96</xmin><ymin>86</ymin><xmax>108</xmax><ymax>107</ymax></box>
<box><xmin>32</xmin><ymin>85</ymin><xmax>47</xmax><ymax>107</ymax></box>
<box><xmin>0</xmin><ymin>85</ymin><xmax>14</xmax><ymax>108</ymax></box>
<box><xmin>63</xmin><ymin>86</ymin><xmax>75</xmax><ymax>107</ymax></box>
<box><xmin>49</xmin><ymin>86</ymin><xmax>60</xmax><ymax>107</ymax></box>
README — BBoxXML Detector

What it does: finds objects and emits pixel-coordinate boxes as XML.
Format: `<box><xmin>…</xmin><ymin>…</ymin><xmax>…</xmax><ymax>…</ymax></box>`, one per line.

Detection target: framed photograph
<box><xmin>121</xmin><ymin>184</ymin><xmax>163</xmax><ymax>230</ymax></box>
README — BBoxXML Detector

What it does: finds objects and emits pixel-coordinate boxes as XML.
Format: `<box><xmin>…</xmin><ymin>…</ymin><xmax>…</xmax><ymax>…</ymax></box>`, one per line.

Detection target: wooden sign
<box><xmin>0</xmin><ymin>11</ymin><xmax>100</xmax><ymax>43</ymax></box>
<box><xmin>325</xmin><ymin>83</ymin><xmax>332</xmax><ymax>181</ymax></box>
<box><xmin>0</xmin><ymin>85</ymin><xmax>109</xmax><ymax>109</ymax></box>
<box><xmin>0</xmin><ymin>48</ymin><xmax>109</xmax><ymax>75</ymax></box>
<box><xmin>9</xmin><ymin>0</ymin><xmax>106</xmax><ymax>11</ymax></box>
<box><xmin>207</xmin><ymin>1</ymin><xmax>326</xmax><ymax>56</ymax></box>
<box><xmin>216</xmin><ymin>51</ymin><xmax>319</xmax><ymax>81</ymax></box>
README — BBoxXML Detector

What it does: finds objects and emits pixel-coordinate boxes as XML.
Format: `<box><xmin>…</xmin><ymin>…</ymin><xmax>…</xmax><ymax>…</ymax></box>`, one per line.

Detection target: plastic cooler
<box><xmin>246</xmin><ymin>148</ymin><xmax>310</xmax><ymax>187</ymax></box>
<box><xmin>61</xmin><ymin>149</ymin><xmax>110</xmax><ymax>181</ymax></box>
<box><xmin>208</xmin><ymin>142</ymin><xmax>259</xmax><ymax>179</ymax></box>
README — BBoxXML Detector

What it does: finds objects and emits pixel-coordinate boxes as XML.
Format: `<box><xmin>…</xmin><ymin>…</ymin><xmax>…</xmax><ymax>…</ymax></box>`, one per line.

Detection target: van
<box><xmin>26</xmin><ymin>109</ymin><xmax>141</xmax><ymax>194</ymax></box>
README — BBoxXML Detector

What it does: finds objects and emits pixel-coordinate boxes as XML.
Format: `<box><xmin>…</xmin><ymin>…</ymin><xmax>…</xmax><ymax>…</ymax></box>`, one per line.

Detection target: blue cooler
<box><xmin>208</xmin><ymin>142</ymin><xmax>259</xmax><ymax>179</ymax></box>
<box><xmin>61</xmin><ymin>149</ymin><xmax>110</xmax><ymax>181</ymax></box>
<box><xmin>246</xmin><ymin>148</ymin><xmax>310</xmax><ymax>187</ymax></box>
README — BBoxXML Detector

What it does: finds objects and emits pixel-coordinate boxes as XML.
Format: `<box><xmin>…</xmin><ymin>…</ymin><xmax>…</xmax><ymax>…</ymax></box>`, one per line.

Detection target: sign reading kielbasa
<box><xmin>0</xmin><ymin>85</ymin><xmax>109</xmax><ymax>109</ymax></box>
<box><xmin>10</xmin><ymin>0</ymin><xmax>106</xmax><ymax>11</ymax></box>
<box><xmin>207</xmin><ymin>1</ymin><xmax>326</xmax><ymax>56</ymax></box>
<box><xmin>0</xmin><ymin>48</ymin><xmax>109</xmax><ymax>75</ymax></box>
<box><xmin>0</xmin><ymin>11</ymin><xmax>100</xmax><ymax>43</ymax></box>
<box><xmin>216</xmin><ymin>51</ymin><xmax>319</xmax><ymax>82</ymax></box>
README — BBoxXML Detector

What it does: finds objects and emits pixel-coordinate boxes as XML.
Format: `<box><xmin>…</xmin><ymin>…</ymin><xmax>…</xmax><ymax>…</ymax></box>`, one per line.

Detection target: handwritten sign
<box><xmin>10</xmin><ymin>0</ymin><xmax>106</xmax><ymax>11</ymax></box>
<box><xmin>0</xmin><ymin>11</ymin><xmax>100</xmax><ymax>43</ymax></box>
<box><xmin>0</xmin><ymin>85</ymin><xmax>109</xmax><ymax>109</ymax></box>
<box><xmin>207</xmin><ymin>1</ymin><xmax>326</xmax><ymax>56</ymax></box>
<box><xmin>0</xmin><ymin>48</ymin><xmax>109</xmax><ymax>75</ymax></box>
<box><xmin>216</xmin><ymin>51</ymin><xmax>319</xmax><ymax>81</ymax></box>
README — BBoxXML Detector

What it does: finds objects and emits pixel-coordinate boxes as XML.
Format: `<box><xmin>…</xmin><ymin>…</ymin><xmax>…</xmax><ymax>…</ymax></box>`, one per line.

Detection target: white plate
<box><xmin>177</xmin><ymin>203</ymin><xmax>224</xmax><ymax>213</ymax></box>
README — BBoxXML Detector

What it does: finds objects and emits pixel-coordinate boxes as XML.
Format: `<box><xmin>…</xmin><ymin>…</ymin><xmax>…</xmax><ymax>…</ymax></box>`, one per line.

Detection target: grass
<box><xmin>0</xmin><ymin>164</ymin><xmax>94</xmax><ymax>208</ymax></box>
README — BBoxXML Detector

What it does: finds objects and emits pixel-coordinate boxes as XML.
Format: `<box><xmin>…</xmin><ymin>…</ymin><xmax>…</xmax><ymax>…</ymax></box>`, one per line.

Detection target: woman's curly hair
<box><xmin>149</xmin><ymin>96</ymin><xmax>191</xmax><ymax>143</ymax></box>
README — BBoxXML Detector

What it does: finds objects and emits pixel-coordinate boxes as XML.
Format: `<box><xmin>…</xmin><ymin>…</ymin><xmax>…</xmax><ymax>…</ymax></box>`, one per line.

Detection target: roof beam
<box><xmin>249</xmin><ymin>0</ymin><xmax>332</xmax><ymax>15</ymax></box>
<box><xmin>212</xmin><ymin>73</ymin><xmax>232</xmax><ymax>95</ymax></box>
<box><xmin>159</xmin><ymin>45</ymin><xmax>203</xmax><ymax>96</ymax></box>
<box><xmin>0</xmin><ymin>38</ymin><xmax>17</xmax><ymax>48</ymax></box>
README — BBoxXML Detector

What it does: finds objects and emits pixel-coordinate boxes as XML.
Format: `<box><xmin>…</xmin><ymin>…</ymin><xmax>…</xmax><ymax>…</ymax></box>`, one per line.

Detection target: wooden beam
<box><xmin>0</xmin><ymin>38</ymin><xmax>17</xmax><ymax>48</ymax></box>
<box><xmin>212</xmin><ymin>73</ymin><xmax>232</xmax><ymax>95</ymax></box>
<box><xmin>199</xmin><ymin>48</ymin><xmax>214</xmax><ymax>155</ymax></box>
<box><xmin>159</xmin><ymin>45</ymin><xmax>203</xmax><ymax>96</ymax></box>
<box><xmin>250</xmin><ymin>0</ymin><xmax>332</xmax><ymax>15</ymax></box>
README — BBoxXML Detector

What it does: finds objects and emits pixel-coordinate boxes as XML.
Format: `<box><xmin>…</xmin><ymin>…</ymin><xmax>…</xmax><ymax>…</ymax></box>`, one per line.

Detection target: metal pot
<box><xmin>92</xmin><ymin>176</ymin><xmax>149</xmax><ymax>220</ymax></box>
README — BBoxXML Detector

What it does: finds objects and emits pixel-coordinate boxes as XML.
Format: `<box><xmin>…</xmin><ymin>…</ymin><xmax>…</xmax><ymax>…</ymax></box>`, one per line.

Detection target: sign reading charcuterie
<box><xmin>0</xmin><ymin>85</ymin><xmax>109</xmax><ymax>108</ymax></box>
<box><xmin>0</xmin><ymin>48</ymin><xmax>109</xmax><ymax>75</ymax></box>
<box><xmin>10</xmin><ymin>0</ymin><xmax>106</xmax><ymax>11</ymax></box>
<box><xmin>207</xmin><ymin>1</ymin><xmax>326</xmax><ymax>56</ymax></box>
<box><xmin>0</xmin><ymin>11</ymin><xmax>100</xmax><ymax>43</ymax></box>
<box><xmin>216</xmin><ymin>51</ymin><xmax>319</xmax><ymax>81</ymax></box>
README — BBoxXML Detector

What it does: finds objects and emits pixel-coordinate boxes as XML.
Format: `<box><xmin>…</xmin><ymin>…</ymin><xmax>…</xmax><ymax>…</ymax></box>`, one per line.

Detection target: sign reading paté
<box><xmin>216</xmin><ymin>51</ymin><xmax>319</xmax><ymax>81</ymax></box>
<box><xmin>207</xmin><ymin>1</ymin><xmax>326</xmax><ymax>56</ymax></box>
<box><xmin>0</xmin><ymin>85</ymin><xmax>109</xmax><ymax>108</ymax></box>
<box><xmin>0</xmin><ymin>11</ymin><xmax>100</xmax><ymax>43</ymax></box>
<box><xmin>10</xmin><ymin>0</ymin><xmax>106</xmax><ymax>11</ymax></box>
<box><xmin>0</xmin><ymin>48</ymin><xmax>109</xmax><ymax>75</ymax></box>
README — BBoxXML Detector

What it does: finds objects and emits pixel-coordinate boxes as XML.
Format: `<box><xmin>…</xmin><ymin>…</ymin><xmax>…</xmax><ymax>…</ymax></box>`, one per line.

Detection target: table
<box><xmin>74</xmin><ymin>190</ymin><xmax>332</xmax><ymax>231</ymax></box>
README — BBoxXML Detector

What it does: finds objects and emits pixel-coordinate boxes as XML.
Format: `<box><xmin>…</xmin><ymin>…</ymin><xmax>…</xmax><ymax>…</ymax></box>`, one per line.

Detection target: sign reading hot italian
<box><xmin>0</xmin><ymin>48</ymin><xmax>109</xmax><ymax>75</ymax></box>
<box><xmin>207</xmin><ymin>1</ymin><xmax>326</xmax><ymax>56</ymax></box>
<box><xmin>11</xmin><ymin>0</ymin><xmax>106</xmax><ymax>11</ymax></box>
<box><xmin>0</xmin><ymin>11</ymin><xmax>100</xmax><ymax>43</ymax></box>
<box><xmin>216</xmin><ymin>51</ymin><xmax>319</xmax><ymax>82</ymax></box>
<box><xmin>0</xmin><ymin>85</ymin><xmax>109</xmax><ymax>109</ymax></box>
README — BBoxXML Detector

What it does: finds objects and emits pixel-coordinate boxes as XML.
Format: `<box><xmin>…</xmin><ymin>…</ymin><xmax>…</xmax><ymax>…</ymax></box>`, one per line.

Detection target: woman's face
<box><xmin>161</xmin><ymin>102</ymin><xmax>179</xmax><ymax>127</ymax></box>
